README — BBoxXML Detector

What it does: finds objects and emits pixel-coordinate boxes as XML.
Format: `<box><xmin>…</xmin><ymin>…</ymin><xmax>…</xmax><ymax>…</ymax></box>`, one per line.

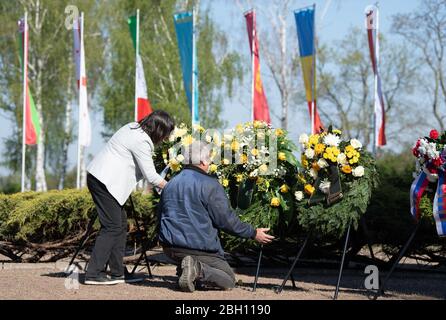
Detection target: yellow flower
<box><xmin>209</xmin><ymin>164</ymin><xmax>218</xmax><ymax>173</ymax></box>
<box><xmin>278</xmin><ymin>152</ymin><xmax>287</xmax><ymax>161</ymax></box>
<box><xmin>308</xmin><ymin>134</ymin><xmax>319</xmax><ymax>146</ymax></box>
<box><xmin>231</xmin><ymin>140</ymin><xmax>240</xmax><ymax>151</ymax></box>
<box><xmin>256</xmin><ymin>177</ymin><xmax>264</xmax><ymax>185</ymax></box>
<box><xmin>235</xmin><ymin>174</ymin><xmax>244</xmax><ymax>183</ymax></box>
<box><xmin>251</xmin><ymin>148</ymin><xmax>259</xmax><ymax>156</ymax></box>
<box><xmin>301</xmin><ymin>154</ymin><xmax>309</xmax><ymax>168</ymax></box>
<box><xmin>221</xmin><ymin>179</ymin><xmax>229</xmax><ymax>187</ymax></box>
<box><xmin>271</xmin><ymin>197</ymin><xmax>280</xmax><ymax>207</ymax></box>
<box><xmin>253</xmin><ymin>120</ymin><xmax>264</xmax><ymax>128</ymax></box>
<box><xmin>275</xmin><ymin>128</ymin><xmax>284</xmax><ymax>136</ymax></box>
<box><xmin>345</xmin><ymin>145</ymin><xmax>355</xmax><ymax>153</ymax></box>
<box><xmin>280</xmin><ymin>184</ymin><xmax>289</xmax><ymax>193</ymax></box>
<box><xmin>193</xmin><ymin>124</ymin><xmax>205</xmax><ymax>133</ymax></box>
<box><xmin>259</xmin><ymin>164</ymin><xmax>268</xmax><ymax>173</ymax></box>
<box><xmin>297</xmin><ymin>174</ymin><xmax>307</xmax><ymax>184</ymax></box>
<box><xmin>312</xmin><ymin>162</ymin><xmax>320</xmax><ymax>171</ymax></box>
<box><xmin>314</xmin><ymin>143</ymin><xmax>325</xmax><ymax>155</ymax></box>
<box><xmin>236</xmin><ymin>124</ymin><xmax>244</xmax><ymax>134</ymax></box>
<box><xmin>182</xmin><ymin>134</ymin><xmax>194</xmax><ymax>146</ymax></box>
<box><xmin>304</xmin><ymin>184</ymin><xmax>315</xmax><ymax>195</ymax></box>
<box><xmin>333</xmin><ymin>129</ymin><xmax>342</xmax><ymax>135</ymax></box>
<box><xmin>162</xmin><ymin>153</ymin><xmax>167</xmax><ymax>159</ymax></box>
<box><xmin>241</xmin><ymin>154</ymin><xmax>248</xmax><ymax>164</ymax></box>
<box><xmin>341</xmin><ymin>165</ymin><xmax>352</xmax><ymax>174</ymax></box>
<box><xmin>169</xmin><ymin>159</ymin><xmax>181</xmax><ymax>172</ymax></box>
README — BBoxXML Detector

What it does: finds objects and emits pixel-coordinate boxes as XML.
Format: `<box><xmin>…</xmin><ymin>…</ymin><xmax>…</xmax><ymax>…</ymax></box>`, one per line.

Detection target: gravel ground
<box><xmin>0</xmin><ymin>263</ymin><xmax>445</xmax><ymax>300</ymax></box>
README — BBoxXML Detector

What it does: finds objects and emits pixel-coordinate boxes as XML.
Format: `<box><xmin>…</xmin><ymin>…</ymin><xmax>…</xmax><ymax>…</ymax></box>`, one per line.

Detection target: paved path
<box><xmin>0</xmin><ymin>263</ymin><xmax>444</xmax><ymax>300</ymax></box>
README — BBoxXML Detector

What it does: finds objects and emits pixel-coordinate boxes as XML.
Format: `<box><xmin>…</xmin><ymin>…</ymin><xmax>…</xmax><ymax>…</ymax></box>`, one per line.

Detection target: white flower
<box><xmin>309</xmin><ymin>168</ymin><xmax>318</xmax><ymax>179</ymax></box>
<box><xmin>319</xmin><ymin>179</ymin><xmax>331</xmax><ymax>194</ymax></box>
<box><xmin>317</xmin><ymin>158</ymin><xmax>329</xmax><ymax>169</ymax></box>
<box><xmin>257</xmin><ymin>131</ymin><xmax>265</xmax><ymax>139</ymax></box>
<box><xmin>323</xmin><ymin>133</ymin><xmax>341</xmax><ymax>147</ymax></box>
<box><xmin>337</xmin><ymin>153</ymin><xmax>348</xmax><ymax>165</ymax></box>
<box><xmin>305</xmin><ymin>148</ymin><xmax>315</xmax><ymax>160</ymax></box>
<box><xmin>176</xmin><ymin>154</ymin><xmax>185</xmax><ymax>163</ymax></box>
<box><xmin>295</xmin><ymin>191</ymin><xmax>304</xmax><ymax>201</ymax></box>
<box><xmin>350</xmin><ymin>139</ymin><xmax>362</xmax><ymax>149</ymax></box>
<box><xmin>249</xmin><ymin>169</ymin><xmax>259</xmax><ymax>178</ymax></box>
<box><xmin>205</xmin><ymin>135</ymin><xmax>212</xmax><ymax>143</ymax></box>
<box><xmin>352</xmin><ymin>166</ymin><xmax>365</xmax><ymax>177</ymax></box>
<box><xmin>299</xmin><ymin>133</ymin><xmax>309</xmax><ymax>144</ymax></box>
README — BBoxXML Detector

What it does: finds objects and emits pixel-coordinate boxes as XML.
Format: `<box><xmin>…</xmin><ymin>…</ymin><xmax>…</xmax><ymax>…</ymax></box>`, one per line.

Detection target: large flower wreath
<box><xmin>153</xmin><ymin>121</ymin><xmax>299</xmax><ymax>232</ymax></box>
<box><xmin>294</xmin><ymin>127</ymin><xmax>378</xmax><ymax>238</ymax></box>
<box><xmin>411</xmin><ymin>129</ymin><xmax>446</xmax><ymax>237</ymax></box>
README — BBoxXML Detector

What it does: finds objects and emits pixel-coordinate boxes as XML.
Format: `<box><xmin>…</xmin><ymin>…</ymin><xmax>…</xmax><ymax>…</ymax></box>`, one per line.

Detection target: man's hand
<box><xmin>254</xmin><ymin>228</ymin><xmax>275</xmax><ymax>244</ymax></box>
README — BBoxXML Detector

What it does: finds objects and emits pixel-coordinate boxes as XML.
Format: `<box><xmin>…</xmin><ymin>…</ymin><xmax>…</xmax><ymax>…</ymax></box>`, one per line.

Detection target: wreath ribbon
<box><xmin>410</xmin><ymin>170</ymin><xmax>446</xmax><ymax>237</ymax></box>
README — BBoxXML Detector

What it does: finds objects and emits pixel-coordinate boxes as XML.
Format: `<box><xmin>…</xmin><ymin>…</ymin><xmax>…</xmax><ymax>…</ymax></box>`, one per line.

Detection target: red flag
<box><xmin>245</xmin><ymin>10</ymin><xmax>271</xmax><ymax>124</ymax></box>
<box><xmin>365</xmin><ymin>5</ymin><xmax>386</xmax><ymax>147</ymax></box>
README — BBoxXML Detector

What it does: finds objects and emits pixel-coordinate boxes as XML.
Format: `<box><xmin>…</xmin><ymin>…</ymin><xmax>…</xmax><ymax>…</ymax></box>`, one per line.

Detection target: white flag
<box><xmin>73</xmin><ymin>16</ymin><xmax>91</xmax><ymax>147</ymax></box>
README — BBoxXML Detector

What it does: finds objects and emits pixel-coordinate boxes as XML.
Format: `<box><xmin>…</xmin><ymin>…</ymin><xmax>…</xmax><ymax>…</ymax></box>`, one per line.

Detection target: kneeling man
<box><xmin>158</xmin><ymin>141</ymin><xmax>274</xmax><ymax>292</ymax></box>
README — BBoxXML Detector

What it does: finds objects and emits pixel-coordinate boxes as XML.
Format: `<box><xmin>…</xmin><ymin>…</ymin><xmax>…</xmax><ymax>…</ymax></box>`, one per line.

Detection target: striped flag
<box><xmin>18</xmin><ymin>17</ymin><xmax>40</xmax><ymax>145</ymax></box>
<box><xmin>294</xmin><ymin>5</ymin><xmax>324</xmax><ymax>134</ymax></box>
<box><xmin>365</xmin><ymin>5</ymin><xmax>386</xmax><ymax>147</ymax></box>
<box><xmin>244</xmin><ymin>10</ymin><xmax>271</xmax><ymax>124</ymax></box>
<box><xmin>73</xmin><ymin>15</ymin><xmax>91</xmax><ymax>147</ymax></box>
<box><xmin>129</xmin><ymin>11</ymin><xmax>153</xmax><ymax>122</ymax></box>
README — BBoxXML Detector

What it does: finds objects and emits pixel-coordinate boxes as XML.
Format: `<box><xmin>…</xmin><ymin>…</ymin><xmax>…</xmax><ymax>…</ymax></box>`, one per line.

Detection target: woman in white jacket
<box><xmin>85</xmin><ymin>110</ymin><xmax>174</xmax><ymax>285</ymax></box>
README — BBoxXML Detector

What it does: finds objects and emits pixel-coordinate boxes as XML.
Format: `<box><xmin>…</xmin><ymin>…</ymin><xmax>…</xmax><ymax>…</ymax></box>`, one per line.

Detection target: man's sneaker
<box><xmin>84</xmin><ymin>275</ymin><xmax>120</xmax><ymax>285</ymax></box>
<box><xmin>178</xmin><ymin>256</ymin><xmax>199</xmax><ymax>292</ymax></box>
<box><xmin>110</xmin><ymin>272</ymin><xmax>146</xmax><ymax>284</ymax></box>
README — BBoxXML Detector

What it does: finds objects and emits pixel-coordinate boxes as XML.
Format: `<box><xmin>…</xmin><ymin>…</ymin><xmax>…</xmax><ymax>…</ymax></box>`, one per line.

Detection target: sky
<box><xmin>0</xmin><ymin>0</ymin><xmax>421</xmax><ymax>177</ymax></box>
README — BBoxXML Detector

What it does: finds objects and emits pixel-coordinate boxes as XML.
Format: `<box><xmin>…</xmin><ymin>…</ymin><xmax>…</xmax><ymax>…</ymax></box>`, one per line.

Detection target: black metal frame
<box><xmin>372</xmin><ymin>221</ymin><xmax>420</xmax><ymax>300</ymax></box>
<box><xmin>65</xmin><ymin>195</ymin><xmax>153</xmax><ymax>277</ymax></box>
<box><xmin>252</xmin><ymin>214</ymin><xmax>377</xmax><ymax>299</ymax></box>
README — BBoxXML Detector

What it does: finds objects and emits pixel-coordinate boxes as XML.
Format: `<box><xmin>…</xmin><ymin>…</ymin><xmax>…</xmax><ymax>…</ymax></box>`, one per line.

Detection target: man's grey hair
<box><xmin>182</xmin><ymin>140</ymin><xmax>212</xmax><ymax>165</ymax></box>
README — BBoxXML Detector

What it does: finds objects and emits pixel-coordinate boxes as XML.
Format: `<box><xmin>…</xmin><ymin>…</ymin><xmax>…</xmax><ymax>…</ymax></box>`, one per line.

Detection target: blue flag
<box><xmin>173</xmin><ymin>11</ymin><xmax>199</xmax><ymax>125</ymax></box>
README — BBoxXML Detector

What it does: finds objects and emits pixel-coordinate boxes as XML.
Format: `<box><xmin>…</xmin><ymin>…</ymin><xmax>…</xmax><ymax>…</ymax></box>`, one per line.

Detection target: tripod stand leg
<box><xmin>65</xmin><ymin>213</ymin><xmax>97</xmax><ymax>274</ymax></box>
<box><xmin>128</xmin><ymin>195</ymin><xmax>153</xmax><ymax>277</ymax></box>
<box><xmin>275</xmin><ymin>233</ymin><xmax>310</xmax><ymax>294</ymax></box>
<box><xmin>360</xmin><ymin>216</ymin><xmax>375</xmax><ymax>260</ymax></box>
<box><xmin>373</xmin><ymin>222</ymin><xmax>420</xmax><ymax>300</ymax></box>
<box><xmin>334</xmin><ymin>222</ymin><xmax>352</xmax><ymax>300</ymax></box>
<box><xmin>252</xmin><ymin>245</ymin><xmax>263</xmax><ymax>292</ymax></box>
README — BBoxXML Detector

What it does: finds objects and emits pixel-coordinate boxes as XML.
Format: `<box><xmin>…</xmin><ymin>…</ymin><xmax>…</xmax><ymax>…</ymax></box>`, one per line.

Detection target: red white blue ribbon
<box><xmin>433</xmin><ymin>173</ymin><xmax>446</xmax><ymax>237</ymax></box>
<box><xmin>410</xmin><ymin>171</ymin><xmax>429</xmax><ymax>221</ymax></box>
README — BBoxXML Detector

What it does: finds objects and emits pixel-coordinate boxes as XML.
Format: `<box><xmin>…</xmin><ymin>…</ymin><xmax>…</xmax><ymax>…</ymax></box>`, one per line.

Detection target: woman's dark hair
<box><xmin>135</xmin><ymin>110</ymin><xmax>175</xmax><ymax>145</ymax></box>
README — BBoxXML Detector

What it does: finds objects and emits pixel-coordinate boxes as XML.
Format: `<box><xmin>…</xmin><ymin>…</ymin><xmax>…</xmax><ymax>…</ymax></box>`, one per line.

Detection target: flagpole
<box><xmin>135</xmin><ymin>9</ymin><xmax>139</xmax><ymax>123</ymax></box>
<box><xmin>76</xmin><ymin>12</ymin><xmax>84</xmax><ymax>189</ymax></box>
<box><xmin>373</xmin><ymin>4</ymin><xmax>379</xmax><ymax>156</ymax></box>
<box><xmin>251</xmin><ymin>9</ymin><xmax>255</xmax><ymax>123</ymax></box>
<box><xmin>21</xmin><ymin>12</ymin><xmax>28</xmax><ymax>192</ymax></box>
<box><xmin>311</xmin><ymin>4</ymin><xmax>316</xmax><ymax>135</ymax></box>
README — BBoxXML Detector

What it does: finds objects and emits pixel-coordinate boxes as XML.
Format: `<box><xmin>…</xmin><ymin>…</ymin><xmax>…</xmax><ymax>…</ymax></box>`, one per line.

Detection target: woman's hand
<box><xmin>157</xmin><ymin>180</ymin><xmax>167</xmax><ymax>189</ymax></box>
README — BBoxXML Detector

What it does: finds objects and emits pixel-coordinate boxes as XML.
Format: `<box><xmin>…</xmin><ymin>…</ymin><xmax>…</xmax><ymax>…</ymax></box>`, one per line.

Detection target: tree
<box><xmin>392</xmin><ymin>0</ymin><xmax>446</xmax><ymax>132</ymax></box>
<box><xmin>316</xmin><ymin>28</ymin><xmax>421</xmax><ymax>150</ymax></box>
<box><xmin>100</xmin><ymin>0</ymin><xmax>243</xmax><ymax>137</ymax></box>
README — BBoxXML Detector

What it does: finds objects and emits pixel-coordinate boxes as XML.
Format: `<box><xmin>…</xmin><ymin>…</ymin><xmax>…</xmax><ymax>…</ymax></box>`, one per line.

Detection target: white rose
<box><xmin>352</xmin><ymin>166</ymin><xmax>365</xmax><ymax>177</ymax></box>
<box><xmin>299</xmin><ymin>133</ymin><xmax>309</xmax><ymax>144</ymax></box>
<box><xmin>305</xmin><ymin>148</ymin><xmax>315</xmax><ymax>160</ymax></box>
<box><xmin>337</xmin><ymin>153</ymin><xmax>348</xmax><ymax>165</ymax></box>
<box><xmin>350</xmin><ymin>139</ymin><xmax>363</xmax><ymax>149</ymax></box>
<box><xmin>317</xmin><ymin>158</ymin><xmax>329</xmax><ymax>169</ymax></box>
<box><xmin>176</xmin><ymin>154</ymin><xmax>185</xmax><ymax>163</ymax></box>
<box><xmin>295</xmin><ymin>191</ymin><xmax>304</xmax><ymax>201</ymax></box>
<box><xmin>205</xmin><ymin>135</ymin><xmax>212</xmax><ymax>143</ymax></box>
<box><xmin>309</xmin><ymin>168</ymin><xmax>318</xmax><ymax>179</ymax></box>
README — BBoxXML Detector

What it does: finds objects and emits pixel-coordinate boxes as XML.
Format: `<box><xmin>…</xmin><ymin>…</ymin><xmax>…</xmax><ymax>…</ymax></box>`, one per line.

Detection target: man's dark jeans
<box><xmin>85</xmin><ymin>173</ymin><xmax>127</xmax><ymax>278</ymax></box>
<box><xmin>163</xmin><ymin>246</ymin><xmax>236</xmax><ymax>290</ymax></box>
